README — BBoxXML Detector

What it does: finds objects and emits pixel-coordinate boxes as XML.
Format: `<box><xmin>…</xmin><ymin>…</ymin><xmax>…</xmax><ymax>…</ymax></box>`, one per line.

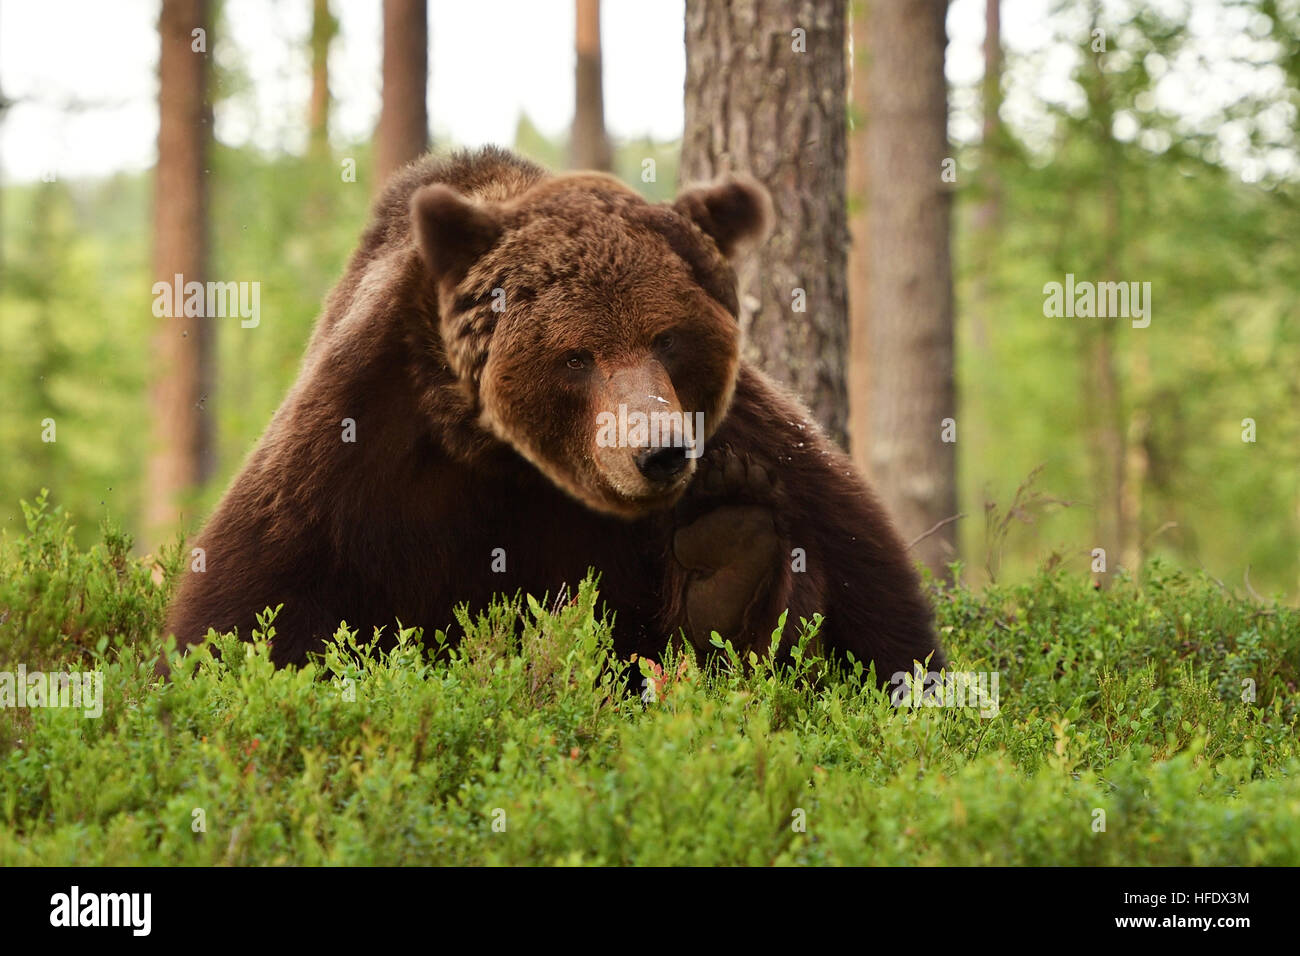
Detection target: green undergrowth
<box><xmin>1</xmin><ymin>494</ymin><xmax>1297</xmax><ymax>865</ymax></box>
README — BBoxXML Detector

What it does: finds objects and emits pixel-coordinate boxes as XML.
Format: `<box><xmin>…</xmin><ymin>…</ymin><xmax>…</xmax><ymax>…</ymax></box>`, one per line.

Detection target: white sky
<box><xmin>0</xmin><ymin>0</ymin><xmax>1291</xmax><ymax>184</ymax></box>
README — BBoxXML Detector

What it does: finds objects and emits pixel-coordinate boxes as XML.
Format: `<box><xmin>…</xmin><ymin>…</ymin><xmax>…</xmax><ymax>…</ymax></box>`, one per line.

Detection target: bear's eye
<box><xmin>564</xmin><ymin>350</ymin><xmax>593</xmax><ymax>371</ymax></box>
<box><xmin>653</xmin><ymin>331</ymin><xmax>676</xmax><ymax>352</ymax></box>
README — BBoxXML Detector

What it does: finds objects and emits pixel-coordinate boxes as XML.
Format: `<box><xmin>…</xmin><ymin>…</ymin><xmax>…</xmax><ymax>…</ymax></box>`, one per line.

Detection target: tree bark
<box><xmin>146</xmin><ymin>0</ymin><xmax>213</xmax><ymax>544</ymax></box>
<box><xmin>847</xmin><ymin>1</ymin><xmax>871</xmax><ymax>476</ymax></box>
<box><xmin>681</xmin><ymin>0</ymin><xmax>849</xmax><ymax>447</ymax></box>
<box><xmin>375</xmin><ymin>0</ymin><xmax>428</xmax><ymax>188</ymax></box>
<box><xmin>308</xmin><ymin>0</ymin><xmax>338</xmax><ymax>159</ymax></box>
<box><xmin>865</xmin><ymin>0</ymin><xmax>957</xmax><ymax>578</ymax></box>
<box><xmin>571</xmin><ymin>0</ymin><xmax>611</xmax><ymax>171</ymax></box>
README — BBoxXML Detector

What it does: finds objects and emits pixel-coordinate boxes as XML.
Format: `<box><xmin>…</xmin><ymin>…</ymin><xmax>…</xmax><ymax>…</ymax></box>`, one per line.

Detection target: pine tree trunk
<box><xmin>0</xmin><ymin>4</ymin><xmax>8</xmax><ymax>280</ymax></box>
<box><xmin>1085</xmin><ymin>1</ymin><xmax>1134</xmax><ymax>582</ymax></box>
<box><xmin>146</xmin><ymin>0</ymin><xmax>213</xmax><ymax>544</ymax></box>
<box><xmin>974</xmin><ymin>0</ymin><xmax>1001</xmax><ymax>232</ymax></box>
<box><xmin>375</xmin><ymin>0</ymin><xmax>428</xmax><ymax>188</ymax></box>
<box><xmin>847</xmin><ymin>0</ymin><xmax>871</xmax><ymax>476</ymax></box>
<box><xmin>865</xmin><ymin>0</ymin><xmax>957</xmax><ymax>578</ymax></box>
<box><xmin>681</xmin><ymin>0</ymin><xmax>849</xmax><ymax>447</ymax></box>
<box><xmin>571</xmin><ymin>0</ymin><xmax>611</xmax><ymax>171</ymax></box>
<box><xmin>308</xmin><ymin>0</ymin><xmax>338</xmax><ymax>160</ymax></box>
<box><xmin>969</xmin><ymin>0</ymin><xmax>1000</xmax><ymax>354</ymax></box>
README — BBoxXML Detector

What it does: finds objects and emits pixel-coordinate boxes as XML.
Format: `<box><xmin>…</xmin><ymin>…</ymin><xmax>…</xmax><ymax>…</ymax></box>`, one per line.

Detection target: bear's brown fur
<box><xmin>164</xmin><ymin>146</ymin><xmax>944</xmax><ymax>683</ymax></box>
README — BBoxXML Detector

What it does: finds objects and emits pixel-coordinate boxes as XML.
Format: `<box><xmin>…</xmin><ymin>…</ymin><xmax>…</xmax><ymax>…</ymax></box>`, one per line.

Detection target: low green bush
<box><xmin>1</xmin><ymin>494</ymin><xmax>1296</xmax><ymax>864</ymax></box>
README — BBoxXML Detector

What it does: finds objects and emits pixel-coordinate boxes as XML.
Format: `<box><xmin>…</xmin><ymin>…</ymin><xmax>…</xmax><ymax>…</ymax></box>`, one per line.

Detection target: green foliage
<box><xmin>0</xmin><ymin>497</ymin><xmax>1296</xmax><ymax>865</ymax></box>
<box><xmin>953</xmin><ymin>0</ymin><xmax>1300</xmax><ymax>597</ymax></box>
<box><xmin>0</xmin><ymin>177</ymin><xmax>152</xmax><ymax>540</ymax></box>
<box><xmin>0</xmin><ymin>491</ymin><xmax>177</xmax><ymax>671</ymax></box>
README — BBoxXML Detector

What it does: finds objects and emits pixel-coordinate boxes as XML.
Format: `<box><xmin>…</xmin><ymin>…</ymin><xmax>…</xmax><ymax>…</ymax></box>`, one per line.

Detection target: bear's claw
<box><xmin>678</xmin><ymin>446</ymin><xmax>780</xmax><ymax>519</ymax></box>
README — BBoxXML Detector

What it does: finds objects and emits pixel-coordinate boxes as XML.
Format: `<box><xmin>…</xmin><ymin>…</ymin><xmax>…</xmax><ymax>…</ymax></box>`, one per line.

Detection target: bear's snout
<box><xmin>590</xmin><ymin>362</ymin><xmax>701</xmax><ymax>511</ymax></box>
<box><xmin>635</xmin><ymin>446</ymin><xmax>689</xmax><ymax>484</ymax></box>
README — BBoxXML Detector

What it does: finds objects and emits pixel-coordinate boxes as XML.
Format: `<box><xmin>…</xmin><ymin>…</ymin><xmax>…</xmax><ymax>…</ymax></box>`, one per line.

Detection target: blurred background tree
<box><xmin>570</xmin><ymin>0</ymin><xmax>611</xmax><ymax>171</ymax></box>
<box><xmin>861</xmin><ymin>0</ymin><xmax>958</xmax><ymax>579</ymax></box>
<box><xmin>308</xmin><ymin>0</ymin><xmax>338</xmax><ymax>163</ymax></box>
<box><xmin>375</xmin><ymin>0</ymin><xmax>428</xmax><ymax>185</ymax></box>
<box><xmin>145</xmin><ymin>0</ymin><xmax>213</xmax><ymax>549</ymax></box>
<box><xmin>847</xmin><ymin>0</ymin><xmax>872</xmax><ymax>484</ymax></box>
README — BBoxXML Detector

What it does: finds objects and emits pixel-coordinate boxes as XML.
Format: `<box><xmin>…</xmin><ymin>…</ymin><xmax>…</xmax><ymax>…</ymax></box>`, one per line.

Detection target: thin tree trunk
<box><xmin>308</xmin><ymin>0</ymin><xmax>338</xmax><ymax>160</ymax></box>
<box><xmin>0</xmin><ymin>5</ymin><xmax>10</xmax><ymax>280</ymax></box>
<box><xmin>847</xmin><ymin>0</ymin><xmax>871</xmax><ymax>476</ymax></box>
<box><xmin>1085</xmin><ymin>1</ymin><xmax>1132</xmax><ymax>581</ymax></box>
<box><xmin>681</xmin><ymin>0</ymin><xmax>850</xmax><ymax>447</ymax></box>
<box><xmin>1121</xmin><ymin>140</ymin><xmax>1153</xmax><ymax>575</ymax></box>
<box><xmin>1089</xmin><ymin>319</ymin><xmax>1125</xmax><ymax>570</ymax></box>
<box><xmin>974</xmin><ymin>0</ymin><xmax>1001</xmax><ymax>232</ymax></box>
<box><xmin>865</xmin><ymin>0</ymin><xmax>957</xmax><ymax>578</ymax></box>
<box><xmin>146</xmin><ymin>0</ymin><xmax>213</xmax><ymax>544</ymax></box>
<box><xmin>29</xmin><ymin>183</ymin><xmax>61</xmax><ymax>483</ymax></box>
<box><xmin>969</xmin><ymin>0</ymin><xmax>1000</xmax><ymax>353</ymax></box>
<box><xmin>375</xmin><ymin>0</ymin><xmax>428</xmax><ymax>188</ymax></box>
<box><xmin>571</xmin><ymin>0</ymin><xmax>611</xmax><ymax>171</ymax></box>
<box><xmin>1122</xmin><ymin>356</ymin><xmax>1150</xmax><ymax>571</ymax></box>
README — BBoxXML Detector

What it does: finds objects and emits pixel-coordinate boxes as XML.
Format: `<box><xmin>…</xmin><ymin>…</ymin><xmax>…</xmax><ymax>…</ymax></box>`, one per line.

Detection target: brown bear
<box><xmin>163</xmin><ymin>146</ymin><xmax>944</xmax><ymax>683</ymax></box>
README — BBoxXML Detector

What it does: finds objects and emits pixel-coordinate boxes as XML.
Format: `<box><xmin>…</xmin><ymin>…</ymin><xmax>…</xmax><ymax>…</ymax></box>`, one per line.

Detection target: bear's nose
<box><xmin>635</xmin><ymin>446</ymin><xmax>688</xmax><ymax>484</ymax></box>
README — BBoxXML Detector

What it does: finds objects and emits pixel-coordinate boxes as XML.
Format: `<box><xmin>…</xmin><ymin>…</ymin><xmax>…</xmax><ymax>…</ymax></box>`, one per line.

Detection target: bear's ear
<box><xmin>672</xmin><ymin>176</ymin><xmax>773</xmax><ymax>259</ymax></box>
<box><xmin>410</xmin><ymin>184</ymin><xmax>503</xmax><ymax>287</ymax></box>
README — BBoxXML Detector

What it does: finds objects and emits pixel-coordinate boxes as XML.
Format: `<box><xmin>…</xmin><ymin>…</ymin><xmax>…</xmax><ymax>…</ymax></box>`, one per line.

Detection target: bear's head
<box><xmin>411</xmin><ymin>171</ymin><xmax>770</xmax><ymax>517</ymax></box>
